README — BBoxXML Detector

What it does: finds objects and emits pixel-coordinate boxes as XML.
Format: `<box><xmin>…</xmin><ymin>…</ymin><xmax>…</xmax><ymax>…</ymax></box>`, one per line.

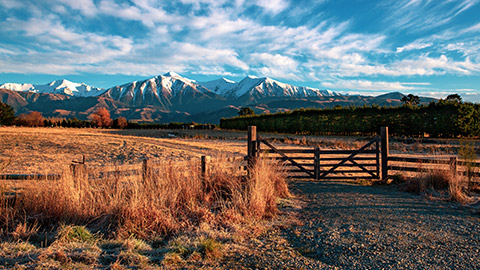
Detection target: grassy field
<box><xmin>0</xmin><ymin>127</ymin><xmax>249</xmax><ymax>174</ymax></box>
<box><xmin>1</xmin><ymin>127</ymin><xmax>479</xmax><ymax>268</ymax></box>
<box><xmin>0</xmin><ymin>127</ymin><xmax>293</xmax><ymax>269</ymax></box>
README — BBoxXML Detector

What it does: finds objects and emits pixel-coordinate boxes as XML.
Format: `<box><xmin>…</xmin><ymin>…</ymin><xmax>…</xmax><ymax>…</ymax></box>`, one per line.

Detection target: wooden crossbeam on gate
<box><xmin>246</xmin><ymin>126</ymin><xmax>388</xmax><ymax>180</ymax></box>
<box><xmin>318</xmin><ymin>137</ymin><xmax>378</xmax><ymax>179</ymax></box>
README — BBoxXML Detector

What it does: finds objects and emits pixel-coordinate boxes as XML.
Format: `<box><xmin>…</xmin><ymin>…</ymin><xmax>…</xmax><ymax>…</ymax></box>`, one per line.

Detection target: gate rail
<box><xmin>247</xmin><ymin>126</ymin><xmax>388</xmax><ymax>180</ymax></box>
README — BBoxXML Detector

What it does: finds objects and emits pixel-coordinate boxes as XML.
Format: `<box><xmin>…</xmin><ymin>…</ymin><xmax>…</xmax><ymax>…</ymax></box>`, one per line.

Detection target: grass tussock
<box><xmin>398</xmin><ymin>168</ymin><xmax>473</xmax><ymax>204</ymax></box>
<box><xmin>1</xmin><ymin>158</ymin><xmax>289</xmax><ymax>241</ymax></box>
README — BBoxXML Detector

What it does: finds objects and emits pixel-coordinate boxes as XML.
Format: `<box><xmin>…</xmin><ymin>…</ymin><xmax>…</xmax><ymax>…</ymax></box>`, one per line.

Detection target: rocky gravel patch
<box><xmin>221</xmin><ymin>180</ymin><xmax>480</xmax><ymax>269</ymax></box>
<box><xmin>277</xmin><ymin>181</ymin><xmax>480</xmax><ymax>269</ymax></box>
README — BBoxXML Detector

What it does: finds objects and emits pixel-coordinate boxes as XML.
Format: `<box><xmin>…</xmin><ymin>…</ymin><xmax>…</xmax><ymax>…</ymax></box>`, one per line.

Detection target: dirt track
<box><xmin>225</xmin><ymin>180</ymin><xmax>480</xmax><ymax>269</ymax></box>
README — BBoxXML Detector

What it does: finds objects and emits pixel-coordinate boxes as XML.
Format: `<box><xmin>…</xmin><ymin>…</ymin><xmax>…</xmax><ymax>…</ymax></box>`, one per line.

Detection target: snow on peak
<box><xmin>199</xmin><ymin>77</ymin><xmax>238</xmax><ymax>95</ymax></box>
<box><xmin>106</xmin><ymin>72</ymin><xmax>216</xmax><ymax>105</ymax></box>
<box><xmin>219</xmin><ymin>75</ymin><xmax>339</xmax><ymax>98</ymax></box>
<box><xmin>163</xmin><ymin>71</ymin><xmax>181</xmax><ymax>78</ymax></box>
<box><xmin>0</xmin><ymin>83</ymin><xmax>34</xmax><ymax>91</ymax></box>
<box><xmin>0</xmin><ymin>79</ymin><xmax>104</xmax><ymax>97</ymax></box>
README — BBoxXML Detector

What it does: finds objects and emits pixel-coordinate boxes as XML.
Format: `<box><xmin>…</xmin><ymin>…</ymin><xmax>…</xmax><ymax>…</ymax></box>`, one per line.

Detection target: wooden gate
<box><xmin>247</xmin><ymin>126</ymin><xmax>389</xmax><ymax>180</ymax></box>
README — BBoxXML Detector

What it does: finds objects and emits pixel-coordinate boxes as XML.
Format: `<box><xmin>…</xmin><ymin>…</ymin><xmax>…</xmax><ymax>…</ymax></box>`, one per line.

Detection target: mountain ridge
<box><xmin>0</xmin><ymin>72</ymin><xmax>438</xmax><ymax>124</ymax></box>
<box><xmin>0</xmin><ymin>79</ymin><xmax>105</xmax><ymax>97</ymax></box>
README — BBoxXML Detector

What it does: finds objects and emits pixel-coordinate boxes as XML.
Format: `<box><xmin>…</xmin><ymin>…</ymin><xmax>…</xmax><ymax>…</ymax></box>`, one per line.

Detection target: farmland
<box><xmin>1</xmin><ymin>126</ymin><xmax>480</xmax><ymax>269</ymax></box>
<box><xmin>0</xmin><ymin>127</ymin><xmax>247</xmax><ymax>174</ymax></box>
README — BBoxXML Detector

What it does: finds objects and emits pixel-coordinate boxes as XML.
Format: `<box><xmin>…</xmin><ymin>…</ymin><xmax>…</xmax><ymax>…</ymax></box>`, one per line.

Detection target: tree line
<box><xmin>0</xmin><ymin>102</ymin><xmax>216</xmax><ymax>130</ymax></box>
<box><xmin>220</xmin><ymin>98</ymin><xmax>480</xmax><ymax>138</ymax></box>
<box><xmin>0</xmin><ymin>105</ymin><xmax>127</xmax><ymax>128</ymax></box>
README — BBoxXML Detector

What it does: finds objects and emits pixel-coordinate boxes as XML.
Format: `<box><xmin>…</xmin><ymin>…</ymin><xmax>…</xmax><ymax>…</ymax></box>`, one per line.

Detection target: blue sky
<box><xmin>0</xmin><ymin>0</ymin><xmax>479</xmax><ymax>102</ymax></box>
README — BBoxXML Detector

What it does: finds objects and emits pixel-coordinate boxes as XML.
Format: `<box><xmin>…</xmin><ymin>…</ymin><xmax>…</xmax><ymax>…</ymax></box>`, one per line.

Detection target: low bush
<box><xmin>398</xmin><ymin>169</ymin><xmax>472</xmax><ymax>203</ymax></box>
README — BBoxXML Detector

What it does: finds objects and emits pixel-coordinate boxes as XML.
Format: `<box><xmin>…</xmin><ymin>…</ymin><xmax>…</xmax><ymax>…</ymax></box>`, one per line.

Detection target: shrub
<box><xmin>89</xmin><ymin>107</ymin><xmax>113</xmax><ymax>128</ymax></box>
<box><xmin>17</xmin><ymin>111</ymin><xmax>44</xmax><ymax>127</ymax></box>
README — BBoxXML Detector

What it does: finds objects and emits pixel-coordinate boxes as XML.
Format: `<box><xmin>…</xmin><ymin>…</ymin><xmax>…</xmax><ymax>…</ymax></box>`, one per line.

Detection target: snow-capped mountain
<box><xmin>0</xmin><ymin>79</ymin><xmax>104</xmax><ymax>97</ymax></box>
<box><xmin>222</xmin><ymin>76</ymin><xmax>338</xmax><ymax>99</ymax></box>
<box><xmin>198</xmin><ymin>77</ymin><xmax>237</xmax><ymax>96</ymax></box>
<box><xmin>198</xmin><ymin>75</ymin><xmax>338</xmax><ymax>99</ymax></box>
<box><xmin>102</xmin><ymin>72</ymin><xmax>223</xmax><ymax>111</ymax></box>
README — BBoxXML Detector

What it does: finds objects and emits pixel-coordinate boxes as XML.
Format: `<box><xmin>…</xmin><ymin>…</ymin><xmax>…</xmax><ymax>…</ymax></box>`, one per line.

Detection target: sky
<box><xmin>0</xmin><ymin>0</ymin><xmax>479</xmax><ymax>102</ymax></box>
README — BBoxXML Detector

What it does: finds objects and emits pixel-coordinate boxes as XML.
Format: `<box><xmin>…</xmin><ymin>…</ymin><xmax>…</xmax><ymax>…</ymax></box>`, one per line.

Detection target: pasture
<box><xmin>1</xmin><ymin>126</ymin><xmax>480</xmax><ymax>269</ymax></box>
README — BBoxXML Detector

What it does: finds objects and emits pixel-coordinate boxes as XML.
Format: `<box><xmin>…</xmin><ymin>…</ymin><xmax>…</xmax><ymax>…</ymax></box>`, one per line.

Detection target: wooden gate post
<box><xmin>314</xmin><ymin>146</ymin><xmax>320</xmax><ymax>180</ymax></box>
<box><xmin>381</xmin><ymin>127</ymin><xmax>389</xmax><ymax>181</ymax></box>
<box><xmin>70</xmin><ymin>164</ymin><xmax>87</xmax><ymax>179</ymax></box>
<box><xmin>247</xmin><ymin>126</ymin><xmax>257</xmax><ymax>168</ymax></box>
<box><xmin>375</xmin><ymin>137</ymin><xmax>380</xmax><ymax>179</ymax></box>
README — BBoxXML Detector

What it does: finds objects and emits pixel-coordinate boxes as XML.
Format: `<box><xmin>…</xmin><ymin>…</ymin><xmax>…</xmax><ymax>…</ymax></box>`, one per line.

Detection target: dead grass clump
<box><xmin>398</xmin><ymin>169</ymin><xmax>472</xmax><ymax>204</ymax></box>
<box><xmin>245</xmin><ymin>159</ymin><xmax>290</xmax><ymax>219</ymax></box>
<box><xmin>1</xmin><ymin>158</ymin><xmax>289</xmax><ymax>240</ymax></box>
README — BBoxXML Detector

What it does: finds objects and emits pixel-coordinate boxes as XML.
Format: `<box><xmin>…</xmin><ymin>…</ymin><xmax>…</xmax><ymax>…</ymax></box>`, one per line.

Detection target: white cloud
<box><xmin>256</xmin><ymin>0</ymin><xmax>289</xmax><ymax>14</ymax></box>
<box><xmin>396</xmin><ymin>42</ymin><xmax>432</xmax><ymax>53</ymax></box>
<box><xmin>170</xmin><ymin>42</ymin><xmax>250</xmax><ymax>71</ymax></box>
<box><xmin>248</xmin><ymin>53</ymin><xmax>299</xmax><ymax>80</ymax></box>
<box><xmin>250</xmin><ymin>53</ymin><xmax>298</xmax><ymax>69</ymax></box>
<box><xmin>0</xmin><ymin>0</ymin><xmax>23</xmax><ymax>9</ymax></box>
<box><xmin>322</xmin><ymin>80</ymin><xmax>423</xmax><ymax>91</ymax></box>
<box><xmin>0</xmin><ymin>0</ymin><xmax>478</xmax><ymax>95</ymax></box>
<box><xmin>55</xmin><ymin>0</ymin><xmax>97</xmax><ymax>16</ymax></box>
<box><xmin>382</xmin><ymin>0</ymin><xmax>479</xmax><ymax>32</ymax></box>
<box><xmin>0</xmin><ymin>15</ymin><xmax>135</xmax><ymax>74</ymax></box>
<box><xmin>97</xmin><ymin>0</ymin><xmax>178</xmax><ymax>27</ymax></box>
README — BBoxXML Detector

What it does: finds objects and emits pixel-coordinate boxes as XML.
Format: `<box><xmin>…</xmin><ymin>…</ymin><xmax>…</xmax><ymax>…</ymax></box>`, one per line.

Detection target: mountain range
<box><xmin>0</xmin><ymin>72</ymin><xmax>436</xmax><ymax>123</ymax></box>
<box><xmin>0</xmin><ymin>79</ymin><xmax>104</xmax><ymax>97</ymax></box>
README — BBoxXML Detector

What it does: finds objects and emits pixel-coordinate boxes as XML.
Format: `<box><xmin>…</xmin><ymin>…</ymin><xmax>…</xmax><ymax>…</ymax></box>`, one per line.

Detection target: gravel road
<box><xmin>225</xmin><ymin>180</ymin><xmax>480</xmax><ymax>269</ymax></box>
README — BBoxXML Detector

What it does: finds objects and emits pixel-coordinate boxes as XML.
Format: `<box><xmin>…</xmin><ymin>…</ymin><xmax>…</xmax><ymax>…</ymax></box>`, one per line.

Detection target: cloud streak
<box><xmin>0</xmin><ymin>0</ymin><xmax>479</xmax><ymax>101</ymax></box>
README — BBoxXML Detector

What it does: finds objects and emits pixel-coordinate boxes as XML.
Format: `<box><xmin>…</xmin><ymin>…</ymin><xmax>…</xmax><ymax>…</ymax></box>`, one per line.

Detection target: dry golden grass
<box><xmin>1</xmin><ymin>157</ymin><xmax>289</xmax><ymax>241</ymax></box>
<box><xmin>398</xmin><ymin>166</ymin><xmax>473</xmax><ymax>204</ymax></box>
<box><xmin>0</xmin><ymin>154</ymin><xmax>290</xmax><ymax>268</ymax></box>
<box><xmin>0</xmin><ymin>127</ymin><xmax>247</xmax><ymax>174</ymax></box>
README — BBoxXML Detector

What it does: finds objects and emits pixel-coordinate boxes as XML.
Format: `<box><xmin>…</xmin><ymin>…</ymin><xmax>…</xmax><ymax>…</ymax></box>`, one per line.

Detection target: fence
<box><xmin>247</xmin><ymin>126</ymin><xmax>480</xmax><ymax>182</ymax></box>
<box><xmin>388</xmin><ymin>156</ymin><xmax>480</xmax><ymax>180</ymax></box>
<box><xmin>1</xmin><ymin>156</ymin><xmax>247</xmax><ymax>181</ymax></box>
<box><xmin>1</xmin><ymin>126</ymin><xmax>479</xmax><ymax>182</ymax></box>
<box><xmin>247</xmin><ymin>126</ymin><xmax>386</xmax><ymax>180</ymax></box>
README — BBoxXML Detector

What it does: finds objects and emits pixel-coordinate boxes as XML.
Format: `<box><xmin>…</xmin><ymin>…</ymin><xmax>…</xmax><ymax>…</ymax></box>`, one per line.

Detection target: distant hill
<box><xmin>0</xmin><ymin>73</ymin><xmax>437</xmax><ymax>123</ymax></box>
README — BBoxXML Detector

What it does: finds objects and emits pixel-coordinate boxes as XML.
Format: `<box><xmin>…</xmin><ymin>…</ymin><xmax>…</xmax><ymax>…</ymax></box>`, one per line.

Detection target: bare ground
<box><xmin>223</xmin><ymin>180</ymin><xmax>480</xmax><ymax>269</ymax></box>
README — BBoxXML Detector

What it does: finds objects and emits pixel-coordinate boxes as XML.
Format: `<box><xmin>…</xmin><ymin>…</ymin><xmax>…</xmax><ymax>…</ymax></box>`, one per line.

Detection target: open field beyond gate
<box><xmin>1</xmin><ymin>126</ymin><xmax>480</xmax><ymax>269</ymax></box>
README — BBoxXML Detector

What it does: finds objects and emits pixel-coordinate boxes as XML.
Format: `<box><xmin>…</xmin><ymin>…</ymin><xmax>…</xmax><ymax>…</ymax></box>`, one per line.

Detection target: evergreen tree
<box><xmin>238</xmin><ymin>107</ymin><xmax>255</xmax><ymax>116</ymax></box>
<box><xmin>0</xmin><ymin>102</ymin><xmax>15</xmax><ymax>125</ymax></box>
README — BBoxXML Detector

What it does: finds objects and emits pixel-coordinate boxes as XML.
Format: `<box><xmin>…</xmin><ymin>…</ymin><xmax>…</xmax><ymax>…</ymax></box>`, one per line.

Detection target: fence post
<box><xmin>450</xmin><ymin>157</ymin><xmax>457</xmax><ymax>176</ymax></box>
<box><xmin>375</xmin><ymin>137</ymin><xmax>380</xmax><ymax>179</ymax></box>
<box><xmin>201</xmin><ymin>155</ymin><xmax>211</xmax><ymax>179</ymax></box>
<box><xmin>314</xmin><ymin>146</ymin><xmax>320</xmax><ymax>180</ymax></box>
<box><xmin>247</xmin><ymin>126</ymin><xmax>257</xmax><ymax>167</ymax></box>
<box><xmin>70</xmin><ymin>163</ymin><xmax>88</xmax><ymax>188</ymax></box>
<box><xmin>247</xmin><ymin>126</ymin><xmax>258</xmax><ymax>178</ymax></box>
<box><xmin>142</xmin><ymin>159</ymin><xmax>151</xmax><ymax>182</ymax></box>
<box><xmin>381</xmin><ymin>127</ymin><xmax>389</xmax><ymax>181</ymax></box>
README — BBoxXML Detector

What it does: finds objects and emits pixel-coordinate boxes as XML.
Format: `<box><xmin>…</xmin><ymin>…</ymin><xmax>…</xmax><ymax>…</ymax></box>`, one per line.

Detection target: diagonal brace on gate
<box><xmin>260</xmin><ymin>139</ymin><xmax>315</xmax><ymax>178</ymax></box>
<box><xmin>348</xmin><ymin>158</ymin><xmax>377</xmax><ymax>178</ymax></box>
<box><xmin>319</xmin><ymin>137</ymin><xmax>378</xmax><ymax>179</ymax></box>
